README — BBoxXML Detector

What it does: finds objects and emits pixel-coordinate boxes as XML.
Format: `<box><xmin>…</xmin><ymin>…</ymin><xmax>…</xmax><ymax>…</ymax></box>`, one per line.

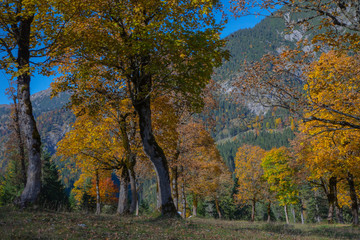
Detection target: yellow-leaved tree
<box><xmin>262</xmin><ymin>147</ymin><xmax>298</xmax><ymax>224</ymax></box>
<box><xmin>234</xmin><ymin>144</ymin><xmax>271</xmax><ymax>222</ymax></box>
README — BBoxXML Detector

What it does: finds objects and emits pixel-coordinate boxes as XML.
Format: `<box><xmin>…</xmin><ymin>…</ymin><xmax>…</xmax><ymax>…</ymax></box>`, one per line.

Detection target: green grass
<box><xmin>0</xmin><ymin>207</ymin><xmax>359</xmax><ymax>239</ymax></box>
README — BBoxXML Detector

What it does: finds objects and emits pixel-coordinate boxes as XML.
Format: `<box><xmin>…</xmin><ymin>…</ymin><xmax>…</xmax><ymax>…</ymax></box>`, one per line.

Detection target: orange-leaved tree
<box><xmin>234</xmin><ymin>144</ymin><xmax>269</xmax><ymax>222</ymax></box>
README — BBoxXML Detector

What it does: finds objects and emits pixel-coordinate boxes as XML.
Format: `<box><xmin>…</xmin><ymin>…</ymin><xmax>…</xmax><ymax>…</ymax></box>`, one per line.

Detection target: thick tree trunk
<box><xmin>181</xmin><ymin>181</ymin><xmax>186</xmax><ymax>218</ymax></box>
<box><xmin>17</xmin><ymin>15</ymin><xmax>42</xmax><ymax>208</ymax></box>
<box><xmin>120</xmin><ymin>114</ymin><xmax>137</xmax><ymax>214</ymax></box>
<box><xmin>117</xmin><ymin>167</ymin><xmax>129</xmax><ymax>215</ymax></box>
<box><xmin>133</xmin><ymin>97</ymin><xmax>177</xmax><ymax>216</ymax></box>
<box><xmin>192</xmin><ymin>194</ymin><xmax>197</xmax><ymax>217</ymax></box>
<box><xmin>327</xmin><ymin>176</ymin><xmax>337</xmax><ymax>224</ymax></box>
<box><xmin>284</xmin><ymin>205</ymin><xmax>289</xmax><ymax>224</ymax></box>
<box><xmin>267</xmin><ymin>201</ymin><xmax>271</xmax><ymax>223</ymax></box>
<box><xmin>171</xmin><ymin>167</ymin><xmax>179</xmax><ymax>210</ymax></box>
<box><xmin>129</xmin><ymin>168</ymin><xmax>137</xmax><ymax>214</ymax></box>
<box><xmin>95</xmin><ymin>170</ymin><xmax>101</xmax><ymax>215</ymax></box>
<box><xmin>251</xmin><ymin>198</ymin><xmax>256</xmax><ymax>222</ymax></box>
<box><xmin>347</xmin><ymin>173</ymin><xmax>359</xmax><ymax>225</ymax></box>
<box><xmin>12</xmin><ymin>96</ymin><xmax>27</xmax><ymax>186</ymax></box>
<box><xmin>215</xmin><ymin>197</ymin><xmax>222</xmax><ymax>219</ymax></box>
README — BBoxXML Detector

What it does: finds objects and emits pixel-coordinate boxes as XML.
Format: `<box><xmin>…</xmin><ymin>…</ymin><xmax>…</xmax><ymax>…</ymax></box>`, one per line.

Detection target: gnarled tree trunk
<box><xmin>133</xmin><ymin>96</ymin><xmax>177</xmax><ymax>216</ymax></box>
<box><xmin>17</xmin><ymin>15</ymin><xmax>42</xmax><ymax>208</ymax></box>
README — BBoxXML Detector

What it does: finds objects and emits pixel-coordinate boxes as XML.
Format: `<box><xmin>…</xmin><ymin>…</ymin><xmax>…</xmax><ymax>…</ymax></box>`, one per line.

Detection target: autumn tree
<box><xmin>298</xmin><ymin>51</ymin><xmax>360</xmax><ymax>224</ymax></box>
<box><xmin>234</xmin><ymin>144</ymin><xmax>267</xmax><ymax>221</ymax></box>
<box><xmin>56</xmin><ymin>99</ymin><xmax>139</xmax><ymax>215</ymax></box>
<box><xmin>0</xmin><ymin>0</ymin><xmax>66</xmax><ymax>206</ymax></box>
<box><xmin>52</xmin><ymin>0</ymin><xmax>228</xmax><ymax>216</ymax></box>
<box><xmin>262</xmin><ymin>147</ymin><xmax>298</xmax><ymax>224</ymax></box>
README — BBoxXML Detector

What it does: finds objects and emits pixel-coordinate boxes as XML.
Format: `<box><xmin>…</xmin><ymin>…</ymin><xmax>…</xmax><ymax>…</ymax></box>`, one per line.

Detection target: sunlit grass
<box><xmin>0</xmin><ymin>207</ymin><xmax>359</xmax><ymax>239</ymax></box>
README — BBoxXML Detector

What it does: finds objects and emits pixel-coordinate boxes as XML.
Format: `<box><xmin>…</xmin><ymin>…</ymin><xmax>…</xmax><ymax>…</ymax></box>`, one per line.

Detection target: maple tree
<box><xmin>51</xmin><ymin>0</ymin><xmax>228</xmax><ymax>216</ymax></box>
<box><xmin>56</xmin><ymin>98</ymin><xmax>139</xmax><ymax>214</ymax></box>
<box><xmin>234</xmin><ymin>144</ymin><xmax>267</xmax><ymax>221</ymax></box>
<box><xmin>262</xmin><ymin>147</ymin><xmax>298</xmax><ymax>224</ymax></box>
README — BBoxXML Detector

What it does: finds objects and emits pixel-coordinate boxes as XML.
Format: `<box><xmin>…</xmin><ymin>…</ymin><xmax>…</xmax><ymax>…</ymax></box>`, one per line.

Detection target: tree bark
<box><xmin>133</xmin><ymin>96</ymin><xmax>177</xmax><ymax>216</ymax></box>
<box><xmin>251</xmin><ymin>198</ymin><xmax>256</xmax><ymax>222</ymax></box>
<box><xmin>17</xmin><ymin>15</ymin><xmax>42</xmax><ymax>208</ymax></box>
<box><xmin>192</xmin><ymin>194</ymin><xmax>197</xmax><ymax>217</ymax></box>
<box><xmin>267</xmin><ymin>201</ymin><xmax>271</xmax><ymax>223</ymax></box>
<box><xmin>117</xmin><ymin>167</ymin><xmax>129</xmax><ymax>215</ymax></box>
<box><xmin>95</xmin><ymin>170</ymin><xmax>101</xmax><ymax>215</ymax></box>
<box><xmin>12</xmin><ymin>96</ymin><xmax>27</xmax><ymax>186</ymax></box>
<box><xmin>284</xmin><ymin>205</ymin><xmax>289</xmax><ymax>224</ymax></box>
<box><xmin>347</xmin><ymin>172</ymin><xmax>359</xmax><ymax>225</ymax></box>
<box><xmin>119</xmin><ymin>114</ymin><xmax>137</xmax><ymax>214</ymax></box>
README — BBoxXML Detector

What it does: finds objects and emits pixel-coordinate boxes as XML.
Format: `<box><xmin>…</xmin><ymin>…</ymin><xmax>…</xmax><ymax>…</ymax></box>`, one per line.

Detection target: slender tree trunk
<box><xmin>215</xmin><ymin>197</ymin><xmax>222</xmax><ymax>219</ymax></box>
<box><xmin>171</xmin><ymin>166</ymin><xmax>179</xmax><ymax>210</ymax></box>
<box><xmin>347</xmin><ymin>173</ymin><xmax>359</xmax><ymax>225</ymax></box>
<box><xmin>133</xmin><ymin>96</ymin><xmax>177</xmax><ymax>216</ymax></box>
<box><xmin>300</xmin><ymin>199</ymin><xmax>305</xmax><ymax>224</ymax></box>
<box><xmin>181</xmin><ymin>181</ymin><xmax>186</xmax><ymax>218</ymax></box>
<box><xmin>17</xmin><ymin>15</ymin><xmax>42</xmax><ymax>208</ymax></box>
<box><xmin>192</xmin><ymin>194</ymin><xmax>197</xmax><ymax>217</ymax></box>
<box><xmin>117</xmin><ymin>167</ymin><xmax>129</xmax><ymax>215</ymax></box>
<box><xmin>251</xmin><ymin>198</ymin><xmax>256</xmax><ymax>222</ymax></box>
<box><xmin>12</xmin><ymin>96</ymin><xmax>27</xmax><ymax>186</ymax></box>
<box><xmin>284</xmin><ymin>205</ymin><xmax>289</xmax><ymax>224</ymax></box>
<box><xmin>135</xmin><ymin>195</ymin><xmax>139</xmax><ymax>216</ymax></box>
<box><xmin>95</xmin><ymin>170</ymin><xmax>101</xmax><ymax>215</ymax></box>
<box><xmin>291</xmin><ymin>205</ymin><xmax>296</xmax><ymax>223</ymax></box>
<box><xmin>267</xmin><ymin>201</ymin><xmax>271</xmax><ymax>223</ymax></box>
<box><xmin>314</xmin><ymin>190</ymin><xmax>321</xmax><ymax>223</ymax></box>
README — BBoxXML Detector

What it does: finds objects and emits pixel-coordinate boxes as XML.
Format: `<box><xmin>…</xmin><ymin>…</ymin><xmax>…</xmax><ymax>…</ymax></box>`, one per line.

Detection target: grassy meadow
<box><xmin>0</xmin><ymin>207</ymin><xmax>359</xmax><ymax>239</ymax></box>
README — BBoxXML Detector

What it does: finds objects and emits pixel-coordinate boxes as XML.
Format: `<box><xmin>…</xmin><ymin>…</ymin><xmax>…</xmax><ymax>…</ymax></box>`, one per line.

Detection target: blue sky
<box><xmin>0</xmin><ymin>8</ymin><xmax>266</xmax><ymax>105</ymax></box>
